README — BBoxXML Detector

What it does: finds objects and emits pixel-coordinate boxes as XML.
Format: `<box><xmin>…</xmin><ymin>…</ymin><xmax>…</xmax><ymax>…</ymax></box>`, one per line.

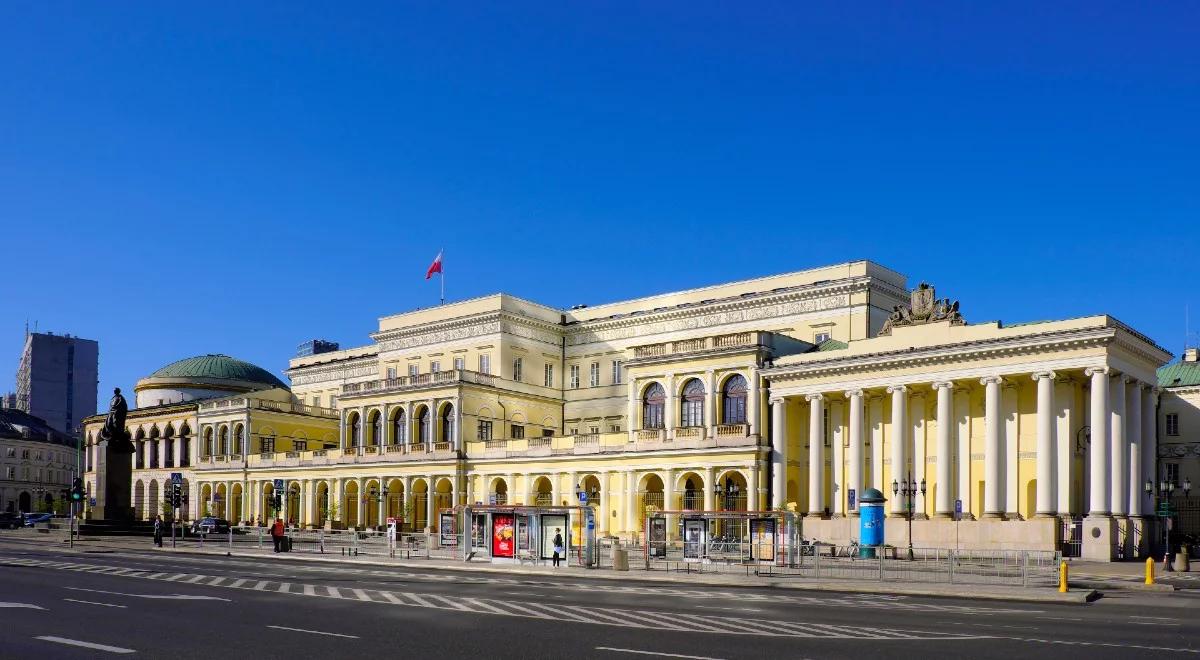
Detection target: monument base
<box><xmin>1081</xmin><ymin>515</ymin><xmax>1117</xmax><ymax>561</ymax></box>
<box><xmin>92</xmin><ymin>438</ymin><xmax>134</xmax><ymax>522</ymax></box>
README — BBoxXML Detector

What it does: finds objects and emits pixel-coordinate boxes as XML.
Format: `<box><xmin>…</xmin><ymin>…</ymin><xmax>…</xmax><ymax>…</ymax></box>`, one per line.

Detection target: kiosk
<box><xmin>454</xmin><ymin>504</ymin><xmax>596</xmax><ymax>566</ymax></box>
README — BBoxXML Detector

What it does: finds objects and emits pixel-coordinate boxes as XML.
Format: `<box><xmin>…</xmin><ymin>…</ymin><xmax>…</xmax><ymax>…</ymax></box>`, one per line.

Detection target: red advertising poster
<box><xmin>492</xmin><ymin>514</ymin><xmax>515</xmax><ymax>558</ymax></box>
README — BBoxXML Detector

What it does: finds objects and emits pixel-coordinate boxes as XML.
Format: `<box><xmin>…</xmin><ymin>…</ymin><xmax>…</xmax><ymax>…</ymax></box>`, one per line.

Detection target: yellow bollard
<box><xmin>1145</xmin><ymin>557</ymin><xmax>1155</xmax><ymax>585</ymax></box>
<box><xmin>1059</xmin><ymin>561</ymin><xmax>1069</xmax><ymax>593</ymax></box>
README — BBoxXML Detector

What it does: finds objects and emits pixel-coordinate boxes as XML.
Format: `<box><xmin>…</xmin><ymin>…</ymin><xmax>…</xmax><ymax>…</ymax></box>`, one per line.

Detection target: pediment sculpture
<box><xmin>877</xmin><ymin>282</ymin><xmax>964</xmax><ymax>336</ymax></box>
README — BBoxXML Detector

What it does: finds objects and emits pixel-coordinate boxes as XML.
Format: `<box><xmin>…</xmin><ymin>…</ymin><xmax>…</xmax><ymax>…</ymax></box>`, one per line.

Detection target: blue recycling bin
<box><xmin>858</xmin><ymin>488</ymin><xmax>887</xmax><ymax>558</ymax></box>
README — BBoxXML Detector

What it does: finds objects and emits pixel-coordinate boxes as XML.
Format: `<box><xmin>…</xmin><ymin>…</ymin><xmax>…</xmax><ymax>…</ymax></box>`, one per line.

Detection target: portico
<box><xmin>764</xmin><ymin>287</ymin><xmax>1170</xmax><ymax>558</ymax></box>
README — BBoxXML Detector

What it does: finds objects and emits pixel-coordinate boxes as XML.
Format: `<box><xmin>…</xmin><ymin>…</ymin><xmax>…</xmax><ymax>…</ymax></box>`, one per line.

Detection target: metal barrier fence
<box><xmin>161</xmin><ymin>526</ymin><xmax>467</xmax><ymax>560</ymax></box>
<box><xmin>596</xmin><ymin>537</ymin><xmax>1058</xmax><ymax>587</ymax></box>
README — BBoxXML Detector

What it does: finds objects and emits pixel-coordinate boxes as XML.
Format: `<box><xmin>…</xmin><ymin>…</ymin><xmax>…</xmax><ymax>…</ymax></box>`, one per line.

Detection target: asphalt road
<box><xmin>0</xmin><ymin>537</ymin><xmax>1197</xmax><ymax>659</ymax></box>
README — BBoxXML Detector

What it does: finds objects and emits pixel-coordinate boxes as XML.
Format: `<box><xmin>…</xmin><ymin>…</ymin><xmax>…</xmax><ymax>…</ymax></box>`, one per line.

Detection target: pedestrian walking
<box><xmin>552</xmin><ymin>528</ymin><xmax>564</xmax><ymax>567</ymax></box>
<box><xmin>271</xmin><ymin>517</ymin><xmax>285</xmax><ymax>553</ymax></box>
<box><xmin>153</xmin><ymin>515</ymin><xmax>164</xmax><ymax>548</ymax></box>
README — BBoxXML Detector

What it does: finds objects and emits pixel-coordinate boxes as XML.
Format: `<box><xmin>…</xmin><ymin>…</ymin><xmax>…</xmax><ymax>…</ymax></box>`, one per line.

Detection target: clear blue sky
<box><xmin>2</xmin><ymin>3</ymin><xmax>1198</xmax><ymax>414</ymax></box>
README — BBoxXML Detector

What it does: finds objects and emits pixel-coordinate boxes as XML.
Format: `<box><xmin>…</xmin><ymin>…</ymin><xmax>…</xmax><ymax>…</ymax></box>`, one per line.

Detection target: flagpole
<box><xmin>440</xmin><ymin>249</ymin><xmax>445</xmax><ymax>305</ymax></box>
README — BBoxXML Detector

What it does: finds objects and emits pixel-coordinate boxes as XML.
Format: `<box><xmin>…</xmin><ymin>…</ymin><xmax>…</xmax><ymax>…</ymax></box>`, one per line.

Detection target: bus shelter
<box><xmin>453</xmin><ymin>504</ymin><xmax>597</xmax><ymax>567</ymax></box>
<box><xmin>643</xmin><ymin>510</ymin><xmax>799</xmax><ymax>567</ymax></box>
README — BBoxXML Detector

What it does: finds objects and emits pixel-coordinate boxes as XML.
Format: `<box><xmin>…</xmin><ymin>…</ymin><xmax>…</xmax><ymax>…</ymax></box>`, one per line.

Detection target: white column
<box><xmin>600</xmin><ymin>471</ymin><xmax>611</xmax><ymax>534</ymax></box>
<box><xmin>910</xmin><ymin>392</ymin><xmax>927</xmax><ymax>518</ymax></box>
<box><xmin>1055</xmin><ymin>377</ymin><xmax>1075</xmax><ymax>515</ymax></box>
<box><xmin>625</xmin><ymin>470</ymin><xmax>636</xmax><ymax>536</ymax></box>
<box><xmin>807</xmin><ymin>393</ymin><xmax>825</xmax><ymax>516</ymax></box>
<box><xmin>1141</xmin><ymin>386</ymin><xmax>1157</xmax><ymax>517</ymax></box>
<box><xmin>1087</xmin><ymin>367</ymin><xmax>1111</xmax><ymax>516</ymax></box>
<box><xmin>1127</xmin><ymin>382</ymin><xmax>1143</xmax><ymax>518</ymax></box>
<box><xmin>663</xmin><ymin>374</ymin><xmax>676</xmax><ymax>438</ymax></box>
<box><xmin>663</xmin><ymin>470</ymin><xmax>675</xmax><ymax>537</ymax></box>
<box><xmin>378</xmin><ymin>478</ymin><xmax>387</xmax><ymax>528</ymax></box>
<box><xmin>933</xmin><ymin>381</ymin><xmax>954</xmax><ymax>517</ymax></box>
<box><xmin>626</xmin><ymin>380</ymin><xmax>637</xmax><ymax>442</ymax></box>
<box><xmin>552</xmin><ymin>472</ymin><xmax>562</xmax><ymax>507</ymax></box>
<box><xmin>770</xmin><ymin>398</ymin><xmax>788</xmax><ymax>509</ymax></box>
<box><xmin>846</xmin><ymin>389</ymin><xmax>864</xmax><ymax>516</ymax></box>
<box><xmin>703</xmin><ymin>466</ymin><xmax>715</xmax><ymax>512</ymax></box>
<box><xmin>955</xmin><ymin>387</ymin><xmax>972</xmax><ymax>519</ymax></box>
<box><xmin>1033</xmin><ymin>371</ymin><xmax>1057</xmax><ymax>517</ymax></box>
<box><xmin>748</xmin><ymin>368</ymin><xmax>761</xmax><ymax>438</ymax></box>
<box><xmin>887</xmin><ymin>385</ymin><xmax>907</xmax><ymax>516</ymax></box>
<box><xmin>425</xmin><ymin>399</ymin><xmax>435</xmax><ymax>450</ymax></box>
<box><xmin>747</xmin><ymin>463</ymin><xmax>759</xmax><ymax>512</ymax></box>
<box><xmin>830</xmin><ymin>399</ymin><xmax>844</xmax><ymax>516</ymax></box>
<box><xmin>426</xmin><ymin>477</ymin><xmax>437</xmax><ymax>531</ymax></box>
<box><xmin>1110</xmin><ymin>375</ymin><xmax>1128</xmax><ymax>517</ymax></box>
<box><xmin>981</xmin><ymin>376</ymin><xmax>1004</xmax><ymax>518</ymax></box>
<box><xmin>869</xmin><ymin>396</ymin><xmax>884</xmax><ymax>490</ymax></box>
<box><xmin>704</xmin><ymin>369</ymin><xmax>716</xmax><ymax>439</ymax></box>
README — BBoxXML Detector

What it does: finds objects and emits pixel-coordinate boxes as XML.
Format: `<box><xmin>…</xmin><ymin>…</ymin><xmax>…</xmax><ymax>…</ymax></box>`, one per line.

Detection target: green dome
<box><xmin>148</xmin><ymin>354</ymin><xmax>286</xmax><ymax>388</ymax></box>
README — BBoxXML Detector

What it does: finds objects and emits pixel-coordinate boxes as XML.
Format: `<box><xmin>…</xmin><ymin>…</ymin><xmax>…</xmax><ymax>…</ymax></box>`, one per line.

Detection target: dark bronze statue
<box><xmin>100</xmin><ymin>387</ymin><xmax>134</xmax><ymax>453</ymax></box>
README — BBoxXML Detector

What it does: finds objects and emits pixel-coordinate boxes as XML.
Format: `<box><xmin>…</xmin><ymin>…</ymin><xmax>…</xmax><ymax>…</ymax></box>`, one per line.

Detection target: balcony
<box><xmin>197</xmin><ymin>397</ymin><xmax>338</xmax><ymax>419</ymax></box>
<box><xmin>195</xmin><ymin>442</ymin><xmax>461</xmax><ymax>470</ymax></box>
<box><xmin>340</xmin><ymin>369</ymin><xmax>496</xmax><ymax>398</ymax></box>
<box><xmin>630</xmin><ymin>331</ymin><xmax>766</xmax><ymax>361</ymax></box>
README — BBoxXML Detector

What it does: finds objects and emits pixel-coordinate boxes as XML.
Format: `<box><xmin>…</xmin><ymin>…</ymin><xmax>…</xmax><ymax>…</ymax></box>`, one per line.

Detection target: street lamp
<box><xmin>1146</xmin><ymin>473</ymin><xmax>1188</xmax><ymax>571</ymax></box>
<box><xmin>892</xmin><ymin>472</ymin><xmax>926</xmax><ymax>561</ymax></box>
<box><xmin>714</xmin><ymin>479</ymin><xmax>741</xmax><ymax>511</ymax></box>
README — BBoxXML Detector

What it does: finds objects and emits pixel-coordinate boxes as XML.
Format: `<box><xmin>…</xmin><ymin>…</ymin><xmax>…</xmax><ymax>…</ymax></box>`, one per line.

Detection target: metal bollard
<box><xmin>1058</xmin><ymin>561</ymin><xmax>1069</xmax><ymax>593</ymax></box>
<box><xmin>1145</xmin><ymin>557</ymin><xmax>1155</xmax><ymax>585</ymax></box>
<box><xmin>1021</xmin><ymin>551</ymin><xmax>1028</xmax><ymax>588</ymax></box>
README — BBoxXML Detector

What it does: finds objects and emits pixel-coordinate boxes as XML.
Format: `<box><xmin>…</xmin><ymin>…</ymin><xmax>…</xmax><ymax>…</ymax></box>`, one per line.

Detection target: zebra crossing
<box><xmin>0</xmin><ymin>555</ymin><xmax>988</xmax><ymax>641</ymax></box>
<box><xmin>107</xmin><ymin>553</ymin><xmax>1037</xmax><ymax>614</ymax></box>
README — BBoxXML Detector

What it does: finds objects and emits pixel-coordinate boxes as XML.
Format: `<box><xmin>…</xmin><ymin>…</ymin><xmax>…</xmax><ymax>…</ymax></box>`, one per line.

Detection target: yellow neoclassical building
<box><xmin>83</xmin><ymin>260</ymin><xmax>1184</xmax><ymax>560</ymax></box>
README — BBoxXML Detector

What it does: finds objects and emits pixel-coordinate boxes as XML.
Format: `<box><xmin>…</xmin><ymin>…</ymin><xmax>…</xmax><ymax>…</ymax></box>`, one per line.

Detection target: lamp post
<box><xmin>366</xmin><ymin>485</ymin><xmax>388</xmax><ymax>530</ymax></box>
<box><xmin>892</xmin><ymin>472</ymin><xmax>926</xmax><ymax>561</ymax></box>
<box><xmin>1146</xmin><ymin>475</ymin><xmax>1191</xmax><ymax>571</ymax></box>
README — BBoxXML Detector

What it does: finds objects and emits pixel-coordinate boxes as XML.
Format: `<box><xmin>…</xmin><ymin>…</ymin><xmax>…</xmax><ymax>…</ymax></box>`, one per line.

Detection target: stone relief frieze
<box><xmin>1159</xmin><ymin>443</ymin><xmax>1200</xmax><ymax>458</ymax></box>
<box><xmin>378</xmin><ymin>320</ymin><xmax>502</xmax><ymax>352</ymax></box>
<box><xmin>500</xmin><ymin>320</ymin><xmax>562</xmax><ymax>347</ymax></box>
<box><xmin>567</xmin><ymin>294</ymin><xmax>849</xmax><ymax>346</ymax></box>
<box><xmin>289</xmin><ymin>364</ymin><xmax>378</xmax><ymax>386</ymax></box>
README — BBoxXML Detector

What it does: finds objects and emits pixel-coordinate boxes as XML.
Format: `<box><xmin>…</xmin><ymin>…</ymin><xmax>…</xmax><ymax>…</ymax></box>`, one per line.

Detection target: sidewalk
<box><xmin>1066</xmin><ymin>558</ymin><xmax>1193</xmax><ymax>592</ymax></box>
<box><xmin>11</xmin><ymin>532</ymin><xmax>1095</xmax><ymax>605</ymax></box>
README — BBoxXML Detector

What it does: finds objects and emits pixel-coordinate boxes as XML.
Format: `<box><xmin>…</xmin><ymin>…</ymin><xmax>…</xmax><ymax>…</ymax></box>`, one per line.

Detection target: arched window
<box><xmin>203</xmin><ymin>428</ymin><xmax>213</xmax><ymax>457</ymax></box>
<box><xmin>415</xmin><ymin>407</ymin><xmax>430</xmax><ymax>444</ymax></box>
<box><xmin>348</xmin><ymin>414</ymin><xmax>360</xmax><ymax>447</ymax></box>
<box><xmin>642</xmin><ymin>383</ymin><xmax>665</xmax><ymax>429</ymax></box>
<box><xmin>391</xmin><ymin>409</ymin><xmax>406</xmax><ymax>445</ymax></box>
<box><xmin>369</xmin><ymin>412</ymin><xmax>381</xmax><ymax>446</ymax></box>
<box><xmin>680</xmin><ymin>379</ymin><xmax>705</xmax><ymax>427</ymax></box>
<box><xmin>218</xmin><ymin>427</ymin><xmax>229</xmax><ymax>455</ymax></box>
<box><xmin>180</xmin><ymin>424</ymin><xmax>191</xmax><ymax>467</ymax></box>
<box><xmin>234</xmin><ymin>424</ymin><xmax>245</xmax><ymax>455</ymax></box>
<box><xmin>440</xmin><ymin>405</ymin><xmax>455</xmax><ymax>444</ymax></box>
<box><xmin>721</xmin><ymin>374</ymin><xmax>748</xmax><ymax>425</ymax></box>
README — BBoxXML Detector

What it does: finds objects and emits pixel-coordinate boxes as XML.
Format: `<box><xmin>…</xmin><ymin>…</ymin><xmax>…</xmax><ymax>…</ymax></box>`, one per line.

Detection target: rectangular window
<box><xmin>513</xmin><ymin>357</ymin><xmax>523</xmax><ymax>382</ymax></box>
<box><xmin>294</xmin><ymin>440</ymin><xmax>308</xmax><ymax>452</ymax></box>
<box><xmin>479</xmin><ymin>354</ymin><xmax>491</xmax><ymax>375</ymax></box>
<box><xmin>609</xmin><ymin>424</ymin><xmax>621</xmax><ymax>433</ymax></box>
<box><xmin>589</xmin><ymin>362</ymin><xmax>600</xmax><ymax>387</ymax></box>
<box><xmin>544</xmin><ymin>363</ymin><xmax>554</xmax><ymax>387</ymax></box>
<box><xmin>5</xmin><ymin>467</ymin><xmax>12</xmax><ymax>479</ymax></box>
<box><xmin>311</xmin><ymin>396</ymin><xmax>320</xmax><ymax>407</ymax></box>
<box><xmin>478</xmin><ymin>420</ymin><xmax>493</xmax><ymax>441</ymax></box>
<box><xmin>454</xmin><ymin>357</ymin><xmax>465</xmax><ymax>371</ymax></box>
<box><xmin>1167</xmin><ymin>462</ymin><xmax>1180</xmax><ymax>486</ymax></box>
<box><xmin>408</xmin><ymin>364</ymin><xmax>419</xmax><ymax>377</ymax></box>
<box><xmin>511</xmin><ymin>424</ymin><xmax>525</xmax><ymax>439</ymax></box>
<box><xmin>589</xmin><ymin>425</ymin><xmax>599</xmax><ymax>434</ymax></box>
<box><xmin>814</xmin><ymin>331</ymin><xmax>831</xmax><ymax>344</ymax></box>
<box><xmin>386</xmin><ymin>367</ymin><xmax>397</xmax><ymax>380</ymax></box>
<box><xmin>611</xmin><ymin>360</ymin><xmax>622</xmax><ymax>385</ymax></box>
<box><xmin>260</xmin><ymin>437</ymin><xmax>275</xmax><ymax>453</ymax></box>
<box><xmin>542</xmin><ymin>429</ymin><xmax>554</xmax><ymax>438</ymax></box>
<box><xmin>431</xmin><ymin>361</ymin><xmax>441</xmax><ymax>373</ymax></box>
<box><xmin>1166</xmin><ymin>413</ymin><xmax>1180</xmax><ymax>436</ymax></box>
<box><xmin>570</xmin><ymin>365</ymin><xmax>580</xmax><ymax>389</ymax></box>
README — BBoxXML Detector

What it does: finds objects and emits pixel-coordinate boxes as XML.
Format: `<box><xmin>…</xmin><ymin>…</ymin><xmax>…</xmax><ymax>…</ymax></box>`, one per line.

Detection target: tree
<box><xmin>327</xmin><ymin>500</ymin><xmax>339</xmax><ymax>523</ymax></box>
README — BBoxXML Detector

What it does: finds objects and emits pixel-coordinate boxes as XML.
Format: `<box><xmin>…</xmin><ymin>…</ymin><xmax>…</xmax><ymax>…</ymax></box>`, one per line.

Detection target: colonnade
<box><xmin>770</xmin><ymin>367</ymin><xmax>1158</xmax><ymax>521</ymax></box>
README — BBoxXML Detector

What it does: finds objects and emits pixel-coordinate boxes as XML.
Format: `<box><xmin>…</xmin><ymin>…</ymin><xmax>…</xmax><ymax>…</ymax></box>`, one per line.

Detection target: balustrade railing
<box><xmin>715</xmin><ymin>423</ymin><xmax>748</xmax><ymax>437</ymax></box>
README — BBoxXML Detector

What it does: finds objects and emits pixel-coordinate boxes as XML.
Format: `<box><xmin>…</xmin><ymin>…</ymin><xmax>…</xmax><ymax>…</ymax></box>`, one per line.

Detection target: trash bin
<box><xmin>1174</xmin><ymin>546</ymin><xmax>1189</xmax><ymax>572</ymax></box>
<box><xmin>612</xmin><ymin>545</ymin><xmax>629</xmax><ymax>571</ymax></box>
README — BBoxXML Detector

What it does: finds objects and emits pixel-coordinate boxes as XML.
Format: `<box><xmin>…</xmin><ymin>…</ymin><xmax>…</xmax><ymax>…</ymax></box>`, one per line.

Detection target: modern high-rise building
<box><xmin>15</xmin><ymin>332</ymin><xmax>98</xmax><ymax>435</ymax></box>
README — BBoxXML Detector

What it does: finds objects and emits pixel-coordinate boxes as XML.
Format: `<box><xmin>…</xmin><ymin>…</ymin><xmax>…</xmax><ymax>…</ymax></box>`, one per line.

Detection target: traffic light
<box><xmin>69</xmin><ymin>478</ymin><xmax>84</xmax><ymax>503</ymax></box>
<box><xmin>170</xmin><ymin>483</ymin><xmax>182</xmax><ymax>508</ymax></box>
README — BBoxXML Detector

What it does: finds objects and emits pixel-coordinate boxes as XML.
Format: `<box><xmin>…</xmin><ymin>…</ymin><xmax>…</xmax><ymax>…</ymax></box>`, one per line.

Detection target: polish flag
<box><xmin>425</xmin><ymin>250</ymin><xmax>443</xmax><ymax>280</ymax></box>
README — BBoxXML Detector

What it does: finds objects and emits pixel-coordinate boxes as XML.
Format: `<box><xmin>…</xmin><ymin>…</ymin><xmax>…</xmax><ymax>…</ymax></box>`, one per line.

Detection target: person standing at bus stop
<box><xmin>270</xmin><ymin>517</ymin><xmax>286</xmax><ymax>553</ymax></box>
<box><xmin>552</xmin><ymin>528</ymin><xmax>564</xmax><ymax>567</ymax></box>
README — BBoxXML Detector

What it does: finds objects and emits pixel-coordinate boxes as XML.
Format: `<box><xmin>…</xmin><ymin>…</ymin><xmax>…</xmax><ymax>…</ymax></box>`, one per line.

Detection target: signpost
<box><xmin>171</xmin><ymin>473</ymin><xmax>183</xmax><ymax>548</ymax></box>
<box><xmin>848</xmin><ymin>488</ymin><xmax>856</xmax><ymax>512</ymax></box>
<box><xmin>954</xmin><ymin>499</ymin><xmax>963</xmax><ymax>552</ymax></box>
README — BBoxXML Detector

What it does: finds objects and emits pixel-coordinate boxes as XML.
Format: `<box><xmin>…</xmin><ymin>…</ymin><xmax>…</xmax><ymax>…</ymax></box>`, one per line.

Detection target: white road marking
<box><xmin>0</xmin><ymin>602</ymin><xmax>44</xmax><ymax>610</ymax></box>
<box><xmin>596</xmin><ymin>648</ymin><xmax>727</xmax><ymax>660</ymax></box>
<box><xmin>351</xmin><ymin>589</ymin><xmax>373</xmax><ymax>601</ymax></box>
<box><xmin>35</xmin><ymin>636</ymin><xmax>135</xmax><ymax>654</ymax></box>
<box><xmin>63</xmin><ymin>598</ymin><xmax>127</xmax><ymax>608</ymax></box>
<box><xmin>267</xmin><ymin>625</ymin><xmax>359</xmax><ymax>639</ymax></box>
<box><xmin>695</xmin><ymin>605</ymin><xmax>763</xmax><ymax>613</ymax></box>
<box><xmin>64</xmin><ymin>587</ymin><xmax>230</xmax><ymax>601</ymax></box>
<box><xmin>1130</xmin><ymin>616</ymin><xmax>1177</xmax><ymax>621</ymax></box>
<box><xmin>1130</xmin><ymin>622</ymin><xmax>1181</xmax><ymax>626</ymax></box>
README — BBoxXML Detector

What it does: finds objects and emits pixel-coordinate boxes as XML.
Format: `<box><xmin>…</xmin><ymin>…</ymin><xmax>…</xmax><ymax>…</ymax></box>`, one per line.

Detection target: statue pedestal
<box><xmin>92</xmin><ymin>438</ymin><xmax>134</xmax><ymax>521</ymax></box>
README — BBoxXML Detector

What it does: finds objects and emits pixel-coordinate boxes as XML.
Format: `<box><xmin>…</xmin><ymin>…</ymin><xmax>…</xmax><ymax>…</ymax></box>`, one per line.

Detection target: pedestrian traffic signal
<box><xmin>170</xmin><ymin>483</ymin><xmax>182</xmax><ymax>508</ymax></box>
<box><xmin>69</xmin><ymin>478</ymin><xmax>85</xmax><ymax>502</ymax></box>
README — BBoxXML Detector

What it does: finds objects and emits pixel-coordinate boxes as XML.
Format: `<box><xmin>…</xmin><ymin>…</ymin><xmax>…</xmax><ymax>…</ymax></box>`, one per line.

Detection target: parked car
<box><xmin>22</xmin><ymin>513</ymin><xmax>53</xmax><ymax>526</ymax></box>
<box><xmin>189</xmin><ymin>517</ymin><xmax>232</xmax><ymax>535</ymax></box>
<box><xmin>0</xmin><ymin>512</ymin><xmax>22</xmax><ymax>529</ymax></box>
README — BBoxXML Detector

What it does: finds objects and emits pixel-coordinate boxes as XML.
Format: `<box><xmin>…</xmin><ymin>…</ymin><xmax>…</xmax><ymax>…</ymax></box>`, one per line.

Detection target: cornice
<box><xmin>765</xmin><ymin>325</ymin><xmax>1118</xmax><ymax>382</ymax></box>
